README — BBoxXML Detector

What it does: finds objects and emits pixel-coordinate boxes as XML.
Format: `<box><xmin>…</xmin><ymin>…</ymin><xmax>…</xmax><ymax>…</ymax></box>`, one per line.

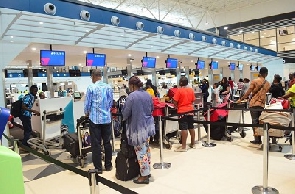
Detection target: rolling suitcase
<box><xmin>115</xmin><ymin>151</ymin><xmax>140</xmax><ymax>181</ymax></box>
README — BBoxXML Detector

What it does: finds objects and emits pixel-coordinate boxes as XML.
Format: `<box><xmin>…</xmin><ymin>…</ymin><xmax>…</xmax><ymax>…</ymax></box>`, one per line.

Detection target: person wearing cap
<box><xmin>122</xmin><ymin>76</ymin><xmax>155</xmax><ymax>184</ymax></box>
<box><xmin>237</xmin><ymin>67</ymin><xmax>271</xmax><ymax>144</ymax></box>
<box><xmin>84</xmin><ymin>69</ymin><xmax>113</xmax><ymax>174</ymax></box>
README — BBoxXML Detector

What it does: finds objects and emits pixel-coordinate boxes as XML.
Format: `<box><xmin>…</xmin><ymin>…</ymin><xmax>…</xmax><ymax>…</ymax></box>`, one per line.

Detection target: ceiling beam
<box><xmin>161</xmin><ymin>40</ymin><xmax>190</xmax><ymax>52</ymax></box>
<box><xmin>0</xmin><ymin>12</ymin><xmax>22</xmax><ymax>40</ymax></box>
<box><xmin>188</xmin><ymin>45</ymin><xmax>209</xmax><ymax>55</ymax></box>
<box><xmin>208</xmin><ymin>48</ymin><xmax>232</xmax><ymax>58</ymax></box>
<box><xmin>226</xmin><ymin>50</ymin><xmax>245</xmax><ymax>59</ymax></box>
<box><xmin>75</xmin><ymin>24</ymin><xmax>105</xmax><ymax>45</ymax></box>
<box><xmin>125</xmin><ymin>33</ymin><xmax>157</xmax><ymax>49</ymax></box>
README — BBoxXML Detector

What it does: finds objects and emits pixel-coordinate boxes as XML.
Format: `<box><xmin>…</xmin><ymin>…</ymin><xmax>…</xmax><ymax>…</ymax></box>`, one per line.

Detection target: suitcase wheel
<box><xmin>164</xmin><ymin>142</ymin><xmax>172</xmax><ymax>150</ymax></box>
<box><xmin>43</xmin><ymin>150</ymin><xmax>50</xmax><ymax>155</ymax></box>
<box><xmin>240</xmin><ymin>130</ymin><xmax>246</xmax><ymax>138</ymax></box>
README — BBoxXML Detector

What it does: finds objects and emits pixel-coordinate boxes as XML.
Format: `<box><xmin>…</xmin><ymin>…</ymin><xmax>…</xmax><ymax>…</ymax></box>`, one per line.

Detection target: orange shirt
<box><xmin>249</xmin><ymin>77</ymin><xmax>271</xmax><ymax>108</ymax></box>
<box><xmin>173</xmin><ymin>87</ymin><xmax>195</xmax><ymax>114</ymax></box>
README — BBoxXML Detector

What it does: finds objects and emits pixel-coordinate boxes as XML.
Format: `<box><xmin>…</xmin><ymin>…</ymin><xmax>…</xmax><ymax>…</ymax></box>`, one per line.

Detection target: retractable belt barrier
<box><xmin>2</xmin><ymin>134</ymin><xmax>138</xmax><ymax>194</ymax></box>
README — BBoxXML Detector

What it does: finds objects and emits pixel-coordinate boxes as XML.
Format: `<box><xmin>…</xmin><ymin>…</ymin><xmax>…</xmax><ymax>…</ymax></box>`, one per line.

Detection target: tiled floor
<box><xmin>22</xmin><ymin>111</ymin><xmax>295</xmax><ymax>194</ymax></box>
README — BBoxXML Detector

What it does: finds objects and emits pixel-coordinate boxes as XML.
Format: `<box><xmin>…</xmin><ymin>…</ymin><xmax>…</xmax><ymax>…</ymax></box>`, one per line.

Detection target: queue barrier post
<box><xmin>202</xmin><ymin>104</ymin><xmax>216</xmax><ymax>147</ymax></box>
<box><xmin>284</xmin><ymin>109</ymin><xmax>295</xmax><ymax>160</ymax></box>
<box><xmin>153</xmin><ymin>116</ymin><xmax>171</xmax><ymax>169</ymax></box>
<box><xmin>252</xmin><ymin>123</ymin><xmax>279</xmax><ymax>194</ymax></box>
<box><xmin>111</xmin><ymin>120</ymin><xmax>118</xmax><ymax>156</ymax></box>
<box><xmin>88</xmin><ymin>169</ymin><xmax>100</xmax><ymax>194</ymax></box>
<box><xmin>196</xmin><ymin>104</ymin><xmax>201</xmax><ymax>144</ymax></box>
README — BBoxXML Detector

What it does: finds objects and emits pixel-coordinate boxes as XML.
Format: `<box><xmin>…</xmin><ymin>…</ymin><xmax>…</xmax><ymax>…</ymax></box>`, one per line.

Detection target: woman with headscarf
<box><xmin>122</xmin><ymin>76</ymin><xmax>155</xmax><ymax>184</ymax></box>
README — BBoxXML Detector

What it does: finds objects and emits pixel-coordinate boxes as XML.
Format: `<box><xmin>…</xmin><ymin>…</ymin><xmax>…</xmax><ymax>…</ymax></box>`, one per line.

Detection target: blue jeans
<box><xmin>20</xmin><ymin>116</ymin><xmax>32</xmax><ymax>146</ymax></box>
<box><xmin>89</xmin><ymin>120</ymin><xmax>112</xmax><ymax>170</ymax></box>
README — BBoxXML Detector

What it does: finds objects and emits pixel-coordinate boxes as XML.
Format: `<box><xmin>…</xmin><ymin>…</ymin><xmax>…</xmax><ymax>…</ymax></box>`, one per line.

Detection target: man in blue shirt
<box><xmin>84</xmin><ymin>69</ymin><xmax>113</xmax><ymax>173</ymax></box>
<box><xmin>21</xmin><ymin>85</ymin><xmax>40</xmax><ymax>146</ymax></box>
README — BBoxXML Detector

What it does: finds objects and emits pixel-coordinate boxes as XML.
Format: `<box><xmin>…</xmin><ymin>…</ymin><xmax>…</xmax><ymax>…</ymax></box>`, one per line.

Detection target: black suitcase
<box><xmin>115</xmin><ymin>151</ymin><xmax>140</xmax><ymax>181</ymax></box>
<box><xmin>63</xmin><ymin>133</ymin><xmax>79</xmax><ymax>158</ymax></box>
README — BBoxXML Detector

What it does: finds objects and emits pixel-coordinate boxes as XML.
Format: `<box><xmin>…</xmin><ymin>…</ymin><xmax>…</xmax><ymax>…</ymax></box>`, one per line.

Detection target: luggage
<box><xmin>204</xmin><ymin>117</ymin><xmax>226</xmax><ymax>140</ymax></box>
<box><xmin>115</xmin><ymin>151</ymin><xmax>140</xmax><ymax>181</ymax></box>
<box><xmin>11</xmin><ymin>99</ymin><xmax>23</xmax><ymax>118</ymax></box>
<box><xmin>63</xmin><ymin>133</ymin><xmax>79</xmax><ymax>158</ymax></box>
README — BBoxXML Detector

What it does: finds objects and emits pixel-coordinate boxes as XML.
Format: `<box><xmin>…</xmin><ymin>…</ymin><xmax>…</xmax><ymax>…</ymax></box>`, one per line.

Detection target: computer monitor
<box><xmin>238</xmin><ymin>64</ymin><xmax>243</xmax><ymax>70</ymax></box>
<box><xmin>40</xmin><ymin>50</ymin><xmax>65</xmax><ymax>66</ymax></box>
<box><xmin>229</xmin><ymin>63</ymin><xmax>236</xmax><ymax>70</ymax></box>
<box><xmin>196</xmin><ymin>60</ymin><xmax>205</xmax><ymax>69</ymax></box>
<box><xmin>211</xmin><ymin>61</ymin><xmax>218</xmax><ymax>69</ymax></box>
<box><xmin>86</xmin><ymin>53</ymin><xmax>106</xmax><ymax>67</ymax></box>
<box><xmin>142</xmin><ymin>57</ymin><xmax>156</xmax><ymax>68</ymax></box>
<box><xmin>166</xmin><ymin>58</ymin><xmax>178</xmax><ymax>69</ymax></box>
<box><xmin>73</xmin><ymin>92</ymin><xmax>82</xmax><ymax>99</ymax></box>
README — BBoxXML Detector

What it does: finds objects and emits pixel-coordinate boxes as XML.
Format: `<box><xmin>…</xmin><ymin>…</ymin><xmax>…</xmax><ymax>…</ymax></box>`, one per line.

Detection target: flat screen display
<box><xmin>238</xmin><ymin>64</ymin><xmax>243</xmax><ymax>70</ymax></box>
<box><xmin>86</xmin><ymin>53</ymin><xmax>106</xmax><ymax>67</ymax></box>
<box><xmin>166</xmin><ymin>58</ymin><xmax>178</xmax><ymax>69</ymax></box>
<box><xmin>229</xmin><ymin>63</ymin><xmax>236</xmax><ymax>70</ymax></box>
<box><xmin>40</xmin><ymin>50</ymin><xmax>65</xmax><ymax>66</ymax></box>
<box><xmin>197</xmin><ymin>60</ymin><xmax>205</xmax><ymax>69</ymax></box>
<box><xmin>142</xmin><ymin>57</ymin><xmax>156</xmax><ymax>68</ymax></box>
<box><xmin>211</xmin><ymin>61</ymin><xmax>218</xmax><ymax>69</ymax></box>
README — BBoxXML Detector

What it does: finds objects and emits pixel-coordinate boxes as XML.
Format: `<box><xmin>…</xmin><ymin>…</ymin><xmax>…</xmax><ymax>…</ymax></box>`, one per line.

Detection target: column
<box><xmin>176</xmin><ymin>66</ymin><xmax>181</xmax><ymax>84</ymax></box>
<box><xmin>27</xmin><ymin>60</ymin><xmax>33</xmax><ymax>88</ymax></box>
<box><xmin>126</xmin><ymin>58</ymin><xmax>133</xmax><ymax>79</ymax></box>
<box><xmin>184</xmin><ymin>66</ymin><xmax>190</xmax><ymax>83</ymax></box>
<box><xmin>47</xmin><ymin>66</ymin><xmax>54</xmax><ymax>98</ymax></box>
<box><xmin>208</xmin><ymin>68</ymin><xmax>213</xmax><ymax>86</ymax></box>
<box><xmin>102</xmin><ymin>66</ymin><xmax>108</xmax><ymax>83</ymax></box>
<box><xmin>151</xmin><ymin>69</ymin><xmax>157</xmax><ymax>86</ymax></box>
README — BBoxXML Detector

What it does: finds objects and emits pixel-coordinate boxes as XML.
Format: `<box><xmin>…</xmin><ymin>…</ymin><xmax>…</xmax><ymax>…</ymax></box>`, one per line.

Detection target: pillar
<box><xmin>151</xmin><ymin>69</ymin><xmax>157</xmax><ymax>86</ymax></box>
<box><xmin>184</xmin><ymin>66</ymin><xmax>190</xmax><ymax>83</ymax></box>
<box><xmin>27</xmin><ymin>60</ymin><xmax>33</xmax><ymax>88</ymax></box>
<box><xmin>0</xmin><ymin>69</ymin><xmax>8</xmax><ymax>146</ymax></box>
<box><xmin>208</xmin><ymin>68</ymin><xmax>213</xmax><ymax>86</ymax></box>
<box><xmin>47</xmin><ymin>66</ymin><xmax>54</xmax><ymax>98</ymax></box>
<box><xmin>102</xmin><ymin>66</ymin><xmax>108</xmax><ymax>83</ymax></box>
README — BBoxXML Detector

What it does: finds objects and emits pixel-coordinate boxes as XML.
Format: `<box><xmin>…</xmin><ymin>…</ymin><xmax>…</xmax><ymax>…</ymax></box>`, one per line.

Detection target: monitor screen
<box><xmin>166</xmin><ymin>58</ymin><xmax>178</xmax><ymax>69</ymax></box>
<box><xmin>238</xmin><ymin>64</ymin><xmax>243</xmax><ymax>70</ymax></box>
<box><xmin>142</xmin><ymin>57</ymin><xmax>156</xmax><ymax>68</ymax></box>
<box><xmin>86</xmin><ymin>53</ymin><xmax>106</xmax><ymax>67</ymax></box>
<box><xmin>211</xmin><ymin>61</ymin><xmax>218</xmax><ymax>69</ymax></box>
<box><xmin>229</xmin><ymin>63</ymin><xmax>236</xmax><ymax>70</ymax></box>
<box><xmin>197</xmin><ymin>60</ymin><xmax>205</xmax><ymax>69</ymax></box>
<box><xmin>40</xmin><ymin>50</ymin><xmax>65</xmax><ymax>66</ymax></box>
<box><xmin>73</xmin><ymin>92</ymin><xmax>81</xmax><ymax>99</ymax></box>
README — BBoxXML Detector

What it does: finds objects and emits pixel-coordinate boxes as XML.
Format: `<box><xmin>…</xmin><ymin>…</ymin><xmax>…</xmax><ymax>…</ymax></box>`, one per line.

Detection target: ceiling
<box><xmin>0</xmin><ymin>8</ymin><xmax>280</xmax><ymax>69</ymax></box>
<box><xmin>78</xmin><ymin>0</ymin><xmax>272</xmax><ymax>30</ymax></box>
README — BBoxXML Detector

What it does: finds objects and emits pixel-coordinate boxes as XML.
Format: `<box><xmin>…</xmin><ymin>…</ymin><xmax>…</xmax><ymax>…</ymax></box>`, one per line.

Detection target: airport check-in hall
<box><xmin>0</xmin><ymin>0</ymin><xmax>295</xmax><ymax>194</ymax></box>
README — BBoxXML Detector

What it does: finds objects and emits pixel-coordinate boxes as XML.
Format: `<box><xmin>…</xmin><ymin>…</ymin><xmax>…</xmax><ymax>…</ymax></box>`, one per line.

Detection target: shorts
<box><xmin>178</xmin><ymin>114</ymin><xmax>194</xmax><ymax>130</ymax></box>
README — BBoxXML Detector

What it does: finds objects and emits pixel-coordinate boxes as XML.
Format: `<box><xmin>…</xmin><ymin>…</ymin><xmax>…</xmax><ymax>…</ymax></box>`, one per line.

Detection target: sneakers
<box><xmin>174</xmin><ymin>146</ymin><xmax>188</xmax><ymax>152</ymax></box>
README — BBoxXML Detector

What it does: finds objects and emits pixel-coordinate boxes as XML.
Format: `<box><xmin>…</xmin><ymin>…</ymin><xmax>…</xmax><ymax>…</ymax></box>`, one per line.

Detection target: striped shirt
<box><xmin>84</xmin><ymin>81</ymin><xmax>113</xmax><ymax>124</ymax></box>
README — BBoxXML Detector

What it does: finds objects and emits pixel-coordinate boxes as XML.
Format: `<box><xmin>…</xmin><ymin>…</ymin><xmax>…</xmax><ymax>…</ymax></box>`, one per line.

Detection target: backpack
<box><xmin>146</xmin><ymin>88</ymin><xmax>155</xmax><ymax>97</ymax></box>
<box><xmin>11</xmin><ymin>99</ymin><xmax>23</xmax><ymax>118</ymax></box>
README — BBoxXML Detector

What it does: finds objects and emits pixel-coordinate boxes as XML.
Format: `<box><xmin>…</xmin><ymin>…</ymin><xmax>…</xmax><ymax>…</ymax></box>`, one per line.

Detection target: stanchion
<box><xmin>153</xmin><ymin>116</ymin><xmax>171</xmax><ymax>169</ymax></box>
<box><xmin>13</xmin><ymin>140</ymin><xmax>19</xmax><ymax>154</ymax></box>
<box><xmin>111</xmin><ymin>120</ymin><xmax>118</xmax><ymax>156</ymax></box>
<box><xmin>88</xmin><ymin>169</ymin><xmax>100</xmax><ymax>194</ymax></box>
<box><xmin>252</xmin><ymin>123</ymin><xmax>279</xmax><ymax>194</ymax></box>
<box><xmin>196</xmin><ymin>104</ymin><xmax>201</xmax><ymax>144</ymax></box>
<box><xmin>284</xmin><ymin>109</ymin><xmax>295</xmax><ymax>160</ymax></box>
<box><xmin>202</xmin><ymin>105</ymin><xmax>216</xmax><ymax>147</ymax></box>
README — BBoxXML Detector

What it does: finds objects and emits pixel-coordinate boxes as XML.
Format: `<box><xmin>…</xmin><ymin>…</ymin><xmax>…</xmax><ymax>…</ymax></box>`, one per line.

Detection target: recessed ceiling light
<box><xmin>224</xmin><ymin>26</ymin><xmax>228</xmax><ymax>30</ymax></box>
<box><xmin>216</xmin><ymin>61</ymin><xmax>218</xmax><ymax>62</ymax></box>
<box><xmin>120</xmin><ymin>35</ymin><xmax>124</xmax><ymax>36</ymax></box>
<box><xmin>151</xmin><ymin>46</ymin><xmax>153</xmax><ymax>48</ymax></box>
<box><xmin>39</xmin><ymin>22</ymin><xmax>43</xmax><ymax>25</ymax></box>
<box><xmin>261</xmin><ymin>36</ymin><xmax>264</xmax><ymax>38</ymax></box>
<box><xmin>205</xmin><ymin>22</ymin><xmax>208</xmax><ymax>25</ymax></box>
<box><xmin>10</xmin><ymin>36</ymin><xmax>13</xmax><ymax>38</ymax></box>
<box><xmin>156</xmin><ymin>56</ymin><xmax>160</xmax><ymax>58</ymax></box>
<box><xmin>191</xmin><ymin>60</ymin><xmax>193</xmax><ymax>63</ymax></box>
<box><xmin>128</xmin><ymin>54</ymin><xmax>132</xmax><ymax>57</ymax></box>
<box><xmin>264</xmin><ymin>33</ymin><xmax>266</xmax><ymax>35</ymax></box>
<box><xmin>83</xmin><ymin>51</ymin><xmax>87</xmax><ymax>54</ymax></box>
<box><xmin>32</xmin><ymin>47</ymin><xmax>36</xmax><ymax>51</ymax></box>
<box><xmin>252</xmin><ymin>31</ymin><xmax>255</xmax><ymax>33</ymax></box>
<box><xmin>79</xmin><ymin>63</ymin><xmax>82</xmax><ymax>66</ymax></box>
<box><xmin>239</xmin><ymin>30</ymin><xmax>243</xmax><ymax>33</ymax></box>
<box><xmin>10</xmin><ymin>41</ymin><xmax>14</xmax><ymax>43</ymax></box>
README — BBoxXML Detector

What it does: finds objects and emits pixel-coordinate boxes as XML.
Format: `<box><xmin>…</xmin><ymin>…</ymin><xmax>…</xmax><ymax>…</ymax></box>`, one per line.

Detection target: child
<box><xmin>212</xmin><ymin>83</ymin><xmax>222</xmax><ymax>107</ymax></box>
<box><xmin>110</xmin><ymin>100</ymin><xmax>121</xmax><ymax>137</ymax></box>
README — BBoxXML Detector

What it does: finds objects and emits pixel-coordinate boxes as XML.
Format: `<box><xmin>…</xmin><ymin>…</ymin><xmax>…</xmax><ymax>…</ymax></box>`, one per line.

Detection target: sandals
<box><xmin>189</xmin><ymin>144</ymin><xmax>196</xmax><ymax>149</ymax></box>
<box><xmin>174</xmin><ymin>146</ymin><xmax>187</xmax><ymax>152</ymax></box>
<box><xmin>133</xmin><ymin>178</ymin><xmax>149</xmax><ymax>184</ymax></box>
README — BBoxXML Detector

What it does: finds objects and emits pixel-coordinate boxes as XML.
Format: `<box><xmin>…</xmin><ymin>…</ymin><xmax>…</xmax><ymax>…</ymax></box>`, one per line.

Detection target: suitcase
<box><xmin>115</xmin><ymin>151</ymin><xmax>140</xmax><ymax>181</ymax></box>
<box><xmin>63</xmin><ymin>133</ymin><xmax>79</xmax><ymax>158</ymax></box>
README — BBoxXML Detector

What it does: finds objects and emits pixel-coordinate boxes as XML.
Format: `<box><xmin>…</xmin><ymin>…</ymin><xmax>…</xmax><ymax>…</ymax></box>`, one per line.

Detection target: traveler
<box><xmin>146</xmin><ymin>84</ymin><xmax>155</xmax><ymax>97</ymax></box>
<box><xmin>122</xmin><ymin>76</ymin><xmax>155</xmax><ymax>184</ymax></box>
<box><xmin>219</xmin><ymin>77</ymin><xmax>230</xmax><ymax>95</ymax></box>
<box><xmin>145</xmin><ymin>79</ymin><xmax>158</xmax><ymax>97</ymax></box>
<box><xmin>237</xmin><ymin>78</ymin><xmax>244</xmax><ymax>90</ymax></box>
<box><xmin>269</xmin><ymin>75</ymin><xmax>285</xmax><ymax>98</ymax></box>
<box><xmin>199</xmin><ymin>79</ymin><xmax>209</xmax><ymax>107</ymax></box>
<box><xmin>237</xmin><ymin>67</ymin><xmax>271</xmax><ymax>144</ymax></box>
<box><xmin>285</xmin><ymin>72</ymin><xmax>295</xmax><ymax>91</ymax></box>
<box><xmin>281</xmin><ymin>81</ymin><xmax>295</xmax><ymax>108</ymax></box>
<box><xmin>39</xmin><ymin>92</ymin><xmax>45</xmax><ymax>99</ymax></box>
<box><xmin>228</xmin><ymin>77</ymin><xmax>234</xmax><ymax>90</ymax></box>
<box><xmin>20</xmin><ymin>85</ymin><xmax>40</xmax><ymax>147</ymax></box>
<box><xmin>84</xmin><ymin>69</ymin><xmax>113</xmax><ymax>173</ymax></box>
<box><xmin>241</xmin><ymin>78</ymin><xmax>250</xmax><ymax>96</ymax></box>
<box><xmin>173</xmin><ymin>77</ymin><xmax>196</xmax><ymax>152</ymax></box>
